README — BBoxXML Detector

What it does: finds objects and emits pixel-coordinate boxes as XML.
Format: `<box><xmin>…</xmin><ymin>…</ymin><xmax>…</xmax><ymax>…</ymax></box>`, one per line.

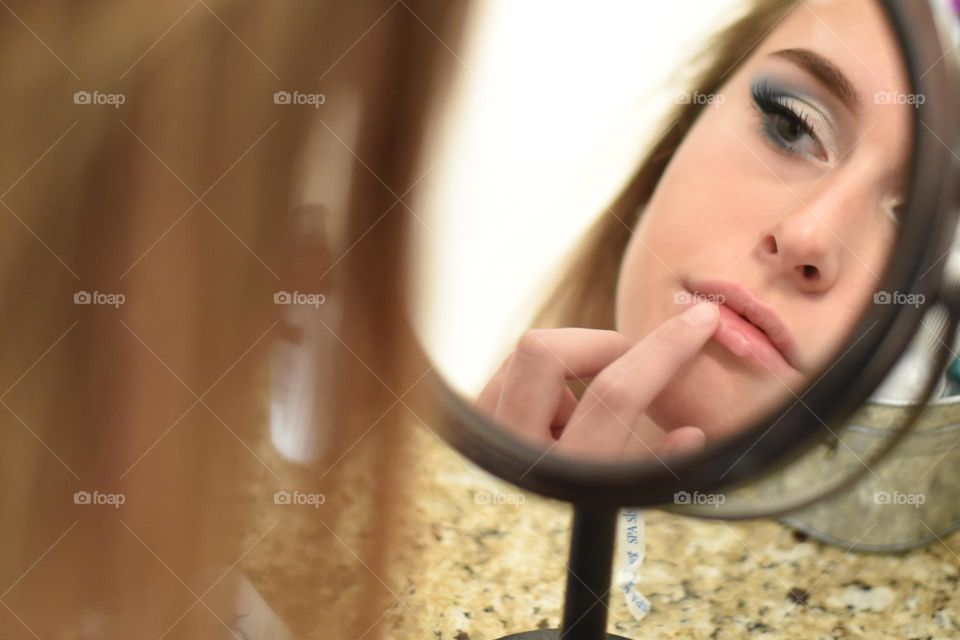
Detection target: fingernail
<box><xmin>685</xmin><ymin>302</ymin><xmax>718</xmax><ymax>326</ymax></box>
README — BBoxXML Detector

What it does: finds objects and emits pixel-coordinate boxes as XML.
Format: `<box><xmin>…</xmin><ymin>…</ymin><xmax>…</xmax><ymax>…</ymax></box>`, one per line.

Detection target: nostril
<box><xmin>764</xmin><ymin>236</ymin><xmax>778</xmax><ymax>254</ymax></box>
<box><xmin>801</xmin><ymin>264</ymin><xmax>819</xmax><ymax>280</ymax></box>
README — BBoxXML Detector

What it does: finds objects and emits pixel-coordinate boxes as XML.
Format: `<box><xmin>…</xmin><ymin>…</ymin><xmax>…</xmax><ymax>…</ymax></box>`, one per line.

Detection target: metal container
<box><xmin>761</xmin><ymin>396</ymin><xmax>960</xmax><ymax>552</ymax></box>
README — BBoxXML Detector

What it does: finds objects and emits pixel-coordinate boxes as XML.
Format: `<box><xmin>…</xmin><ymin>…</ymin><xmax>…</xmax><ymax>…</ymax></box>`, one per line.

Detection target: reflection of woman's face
<box><xmin>616</xmin><ymin>0</ymin><xmax>911</xmax><ymax>440</ymax></box>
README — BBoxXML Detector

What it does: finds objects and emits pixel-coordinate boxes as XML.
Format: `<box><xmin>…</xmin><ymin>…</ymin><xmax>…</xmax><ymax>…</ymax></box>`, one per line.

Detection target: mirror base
<box><xmin>497</xmin><ymin>631</ymin><xmax>631</xmax><ymax>640</ymax></box>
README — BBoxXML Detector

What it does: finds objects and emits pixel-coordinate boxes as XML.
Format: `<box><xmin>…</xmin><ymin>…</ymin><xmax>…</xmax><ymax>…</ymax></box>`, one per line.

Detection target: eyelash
<box><xmin>750</xmin><ymin>81</ymin><xmax>827</xmax><ymax>162</ymax></box>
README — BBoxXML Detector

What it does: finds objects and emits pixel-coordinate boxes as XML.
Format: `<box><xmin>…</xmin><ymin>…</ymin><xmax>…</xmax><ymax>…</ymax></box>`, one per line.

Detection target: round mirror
<box><xmin>408</xmin><ymin>0</ymin><xmax>960</xmax><ymax>509</ymax></box>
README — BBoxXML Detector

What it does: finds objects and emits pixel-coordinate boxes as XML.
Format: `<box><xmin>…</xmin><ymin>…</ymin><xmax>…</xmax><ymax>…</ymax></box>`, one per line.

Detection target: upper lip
<box><xmin>684</xmin><ymin>277</ymin><xmax>802</xmax><ymax>372</ymax></box>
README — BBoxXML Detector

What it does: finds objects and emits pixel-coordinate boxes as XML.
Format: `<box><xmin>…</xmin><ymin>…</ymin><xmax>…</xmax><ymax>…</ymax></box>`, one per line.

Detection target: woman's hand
<box><xmin>475</xmin><ymin>302</ymin><xmax>720</xmax><ymax>460</ymax></box>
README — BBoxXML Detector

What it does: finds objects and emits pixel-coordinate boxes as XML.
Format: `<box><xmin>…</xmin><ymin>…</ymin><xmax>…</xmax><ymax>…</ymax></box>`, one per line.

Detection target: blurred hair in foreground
<box><xmin>0</xmin><ymin>1</ymin><xmax>465</xmax><ymax>637</ymax></box>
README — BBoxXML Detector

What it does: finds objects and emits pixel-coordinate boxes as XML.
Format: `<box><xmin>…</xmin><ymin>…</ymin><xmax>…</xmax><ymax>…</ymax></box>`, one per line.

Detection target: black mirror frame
<box><xmin>404</xmin><ymin>0</ymin><xmax>960</xmax><ymax>513</ymax></box>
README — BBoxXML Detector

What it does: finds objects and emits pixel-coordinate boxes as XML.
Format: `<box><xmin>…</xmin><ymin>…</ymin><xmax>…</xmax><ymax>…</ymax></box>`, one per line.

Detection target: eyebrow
<box><xmin>770</xmin><ymin>48</ymin><xmax>861</xmax><ymax>113</ymax></box>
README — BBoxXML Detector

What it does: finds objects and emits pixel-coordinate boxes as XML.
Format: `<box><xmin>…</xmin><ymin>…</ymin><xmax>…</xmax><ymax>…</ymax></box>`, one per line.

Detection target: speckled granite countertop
<box><xmin>385</xmin><ymin>425</ymin><xmax>960</xmax><ymax>639</ymax></box>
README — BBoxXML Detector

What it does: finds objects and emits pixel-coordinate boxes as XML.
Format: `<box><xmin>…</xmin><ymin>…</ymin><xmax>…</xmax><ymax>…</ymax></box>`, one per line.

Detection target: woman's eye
<box><xmin>771</xmin><ymin>111</ymin><xmax>806</xmax><ymax>145</ymax></box>
<box><xmin>751</xmin><ymin>81</ymin><xmax>830</xmax><ymax>163</ymax></box>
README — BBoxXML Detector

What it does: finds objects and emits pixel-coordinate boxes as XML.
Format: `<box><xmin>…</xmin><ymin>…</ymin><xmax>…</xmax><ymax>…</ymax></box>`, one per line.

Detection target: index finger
<box><xmin>554</xmin><ymin>302</ymin><xmax>720</xmax><ymax>458</ymax></box>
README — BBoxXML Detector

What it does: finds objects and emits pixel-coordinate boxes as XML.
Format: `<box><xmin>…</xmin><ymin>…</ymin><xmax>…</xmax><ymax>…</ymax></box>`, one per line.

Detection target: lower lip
<box><xmin>710</xmin><ymin>302</ymin><xmax>795</xmax><ymax>374</ymax></box>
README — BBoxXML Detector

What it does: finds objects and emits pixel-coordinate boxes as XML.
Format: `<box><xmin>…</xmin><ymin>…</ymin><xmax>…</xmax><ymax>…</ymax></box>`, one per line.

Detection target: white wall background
<box><xmin>412</xmin><ymin>0</ymin><xmax>746</xmax><ymax>396</ymax></box>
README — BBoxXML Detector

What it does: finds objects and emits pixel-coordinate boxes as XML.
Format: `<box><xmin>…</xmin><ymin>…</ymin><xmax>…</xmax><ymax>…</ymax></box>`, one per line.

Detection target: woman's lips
<box><xmin>713</xmin><ymin>302</ymin><xmax>796</xmax><ymax>375</ymax></box>
<box><xmin>679</xmin><ymin>279</ymin><xmax>802</xmax><ymax>376</ymax></box>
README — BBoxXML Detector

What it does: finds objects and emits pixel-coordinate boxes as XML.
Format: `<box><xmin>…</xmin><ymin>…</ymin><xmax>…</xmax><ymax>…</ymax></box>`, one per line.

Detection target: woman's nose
<box><xmin>759</xmin><ymin>184</ymin><xmax>863</xmax><ymax>294</ymax></box>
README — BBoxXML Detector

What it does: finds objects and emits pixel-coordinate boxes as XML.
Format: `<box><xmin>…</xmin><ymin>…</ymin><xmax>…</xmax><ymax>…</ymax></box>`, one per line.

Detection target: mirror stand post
<box><xmin>561</xmin><ymin>504</ymin><xmax>630</xmax><ymax>640</ymax></box>
<box><xmin>499</xmin><ymin>504</ymin><xmax>631</xmax><ymax>640</ymax></box>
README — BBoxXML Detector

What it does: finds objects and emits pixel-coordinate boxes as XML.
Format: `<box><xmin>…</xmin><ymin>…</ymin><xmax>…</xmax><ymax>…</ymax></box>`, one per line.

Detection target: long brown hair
<box><xmin>535</xmin><ymin>0</ymin><xmax>799</xmax><ymax>330</ymax></box>
<box><xmin>0</xmin><ymin>2</ymin><xmax>465</xmax><ymax>638</ymax></box>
